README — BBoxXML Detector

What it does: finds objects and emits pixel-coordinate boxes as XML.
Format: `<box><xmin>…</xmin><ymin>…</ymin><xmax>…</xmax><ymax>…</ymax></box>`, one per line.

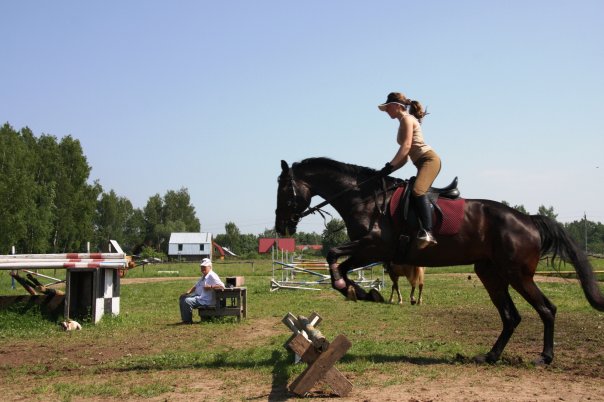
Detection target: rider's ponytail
<box><xmin>408</xmin><ymin>99</ymin><xmax>427</xmax><ymax>123</ymax></box>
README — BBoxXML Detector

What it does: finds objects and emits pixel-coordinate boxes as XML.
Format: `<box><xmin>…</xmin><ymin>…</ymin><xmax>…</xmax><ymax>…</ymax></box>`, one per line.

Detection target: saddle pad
<box><xmin>389</xmin><ymin>185</ymin><xmax>407</xmax><ymax>219</ymax></box>
<box><xmin>389</xmin><ymin>186</ymin><xmax>466</xmax><ymax>236</ymax></box>
<box><xmin>433</xmin><ymin>197</ymin><xmax>465</xmax><ymax>236</ymax></box>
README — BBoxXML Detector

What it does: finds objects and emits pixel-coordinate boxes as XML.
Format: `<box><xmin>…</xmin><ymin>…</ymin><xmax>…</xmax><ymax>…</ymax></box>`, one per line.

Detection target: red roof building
<box><xmin>258</xmin><ymin>238</ymin><xmax>295</xmax><ymax>253</ymax></box>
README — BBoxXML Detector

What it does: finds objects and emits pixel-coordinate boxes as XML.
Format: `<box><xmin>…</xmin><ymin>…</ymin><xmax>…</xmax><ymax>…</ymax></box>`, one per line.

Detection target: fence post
<box><xmin>10</xmin><ymin>246</ymin><xmax>16</xmax><ymax>290</ymax></box>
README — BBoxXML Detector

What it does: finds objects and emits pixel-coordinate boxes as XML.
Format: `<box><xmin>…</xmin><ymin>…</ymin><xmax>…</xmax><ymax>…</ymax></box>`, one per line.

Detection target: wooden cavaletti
<box><xmin>282</xmin><ymin>311</ymin><xmax>352</xmax><ymax>397</ymax></box>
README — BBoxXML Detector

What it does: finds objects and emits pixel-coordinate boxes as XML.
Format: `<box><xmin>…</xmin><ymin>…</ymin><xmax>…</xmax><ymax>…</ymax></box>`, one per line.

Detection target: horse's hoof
<box><xmin>410</xmin><ymin>300</ymin><xmax>417</xmax><ymax>305</ymax></box>
<box><xmin>346</xmin><ymin>285</ymin><xmax>358</xmax><ymax>302</ymax></box>
<box><xmin>533</xmin><ymin>354</ymin><xmax>552</xmax><ymax>366</ymax></box>
<box><xmin>473</xmin><ymin>353</ymin><xmax>498</xmax><ymax>364</ymax></box>
<box><xmin>369</xmin><ymin>288</ymin><xmax>385</xmax><ymax>303</ymax></box>
<box><xmin>471</xmin><ymin>355</ymin><xmax>487</xmax><ymax>364</ymax></box>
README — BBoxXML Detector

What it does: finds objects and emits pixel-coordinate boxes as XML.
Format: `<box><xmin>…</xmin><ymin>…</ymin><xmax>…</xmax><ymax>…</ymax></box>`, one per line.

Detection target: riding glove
<box><xmin>379</xmin><ymin>162</ymin><xmax>393</xmax><ymax>177</ymax></box>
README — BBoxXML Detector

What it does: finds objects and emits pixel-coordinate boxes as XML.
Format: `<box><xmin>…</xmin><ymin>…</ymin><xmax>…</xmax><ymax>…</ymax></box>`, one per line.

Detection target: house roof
<box><xmin>258</xmin><ymin>238</ymin><xmax>295</xmax><ymax>253</ymax></box>
<box><xmin>169</xmin><ymin>232</ymin><xmax>213</xmax><ymax>244</ymax></box>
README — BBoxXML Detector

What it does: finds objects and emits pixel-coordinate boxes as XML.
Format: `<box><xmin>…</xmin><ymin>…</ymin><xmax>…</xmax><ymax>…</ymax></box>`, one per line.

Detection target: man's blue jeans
<box><xmin>179</xmin><ymin>294</ymin><xmax>209</xmax><ymax>323</ymax></box>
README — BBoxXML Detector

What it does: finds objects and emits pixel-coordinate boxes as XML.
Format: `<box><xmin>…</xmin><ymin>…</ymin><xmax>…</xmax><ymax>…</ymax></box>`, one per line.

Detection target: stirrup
<box><xmin>417</xmin><ymin>230</ymin><xmax>437</xmax><ymax>249</ymax></box>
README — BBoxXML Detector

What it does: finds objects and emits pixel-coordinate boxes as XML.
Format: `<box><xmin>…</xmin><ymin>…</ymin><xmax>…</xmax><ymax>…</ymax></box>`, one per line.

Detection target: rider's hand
<box><xmin>379</xmin><ymin>162</ymin><xmax>393</xmax><ymax>176</ymax></box>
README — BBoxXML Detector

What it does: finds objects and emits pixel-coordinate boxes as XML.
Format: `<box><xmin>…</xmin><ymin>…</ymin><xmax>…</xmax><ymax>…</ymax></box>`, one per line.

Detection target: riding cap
<box><xmin>378</xmin><ymin>92</ymin><xmax>408</xmax><ymax>111</ymax></box>
<box><xmin>200</xmin><ymin>258</ymin><xmax>212</xmax><ymax>267</ymax></box>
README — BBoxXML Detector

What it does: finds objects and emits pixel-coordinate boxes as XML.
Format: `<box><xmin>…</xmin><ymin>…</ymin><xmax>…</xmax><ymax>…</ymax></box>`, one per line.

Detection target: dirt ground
<box><xmin>1</xmin><ymin>275</ymin><xmax>602</xmax><ymax>401</ymax></box>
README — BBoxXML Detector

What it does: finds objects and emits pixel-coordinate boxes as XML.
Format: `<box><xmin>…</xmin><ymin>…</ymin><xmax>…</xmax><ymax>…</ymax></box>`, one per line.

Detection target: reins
<box><xmin>298</xmin><ymin>173</ymin><xmax>378</xmax><ymax>218</ymax></box>
<box><xmin>294</xmin><ymin>170</ymin><xmax>402</xmax><ymax>231</ymax></box>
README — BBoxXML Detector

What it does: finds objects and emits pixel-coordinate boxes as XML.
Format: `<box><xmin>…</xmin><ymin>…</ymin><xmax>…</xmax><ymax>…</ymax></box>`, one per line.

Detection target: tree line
<box><xmin>0</xmin><ymin>124</ymin><xmax>199</xmax><ymax>255</ymax></box>
<box><xmin>2</xmin><ymin>123</ymin><xmax>603</xmax><ymax>257</ymax></box>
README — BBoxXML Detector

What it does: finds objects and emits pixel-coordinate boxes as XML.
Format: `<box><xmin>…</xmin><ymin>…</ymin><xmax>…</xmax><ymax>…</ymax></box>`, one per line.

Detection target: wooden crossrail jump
<box><xmin>282</xmin><ymin>311</ymin><xmax>353</xmax><ymax>397</ymax></box>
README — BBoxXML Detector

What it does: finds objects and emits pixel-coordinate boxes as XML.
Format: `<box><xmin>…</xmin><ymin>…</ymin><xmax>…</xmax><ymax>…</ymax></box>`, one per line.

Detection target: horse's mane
<box><xmin>293</xmin><ymin>157</ymin><xmax>379</xmax><ymax>178</ymax></box>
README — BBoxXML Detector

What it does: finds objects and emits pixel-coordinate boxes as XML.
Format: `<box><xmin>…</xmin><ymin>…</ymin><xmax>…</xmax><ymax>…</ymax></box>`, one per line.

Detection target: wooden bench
<box><xmin>197</xmin><ymin>287</ymin><xmax>247</xmax><ymax>322</ymax></box>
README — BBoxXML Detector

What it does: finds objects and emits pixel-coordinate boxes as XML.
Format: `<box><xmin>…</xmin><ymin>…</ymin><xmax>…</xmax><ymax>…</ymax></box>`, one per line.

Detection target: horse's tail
<box><xmin>531</xmin><ymin>214</ymin><xmax>604</xmax><ymax>311</ymax></box>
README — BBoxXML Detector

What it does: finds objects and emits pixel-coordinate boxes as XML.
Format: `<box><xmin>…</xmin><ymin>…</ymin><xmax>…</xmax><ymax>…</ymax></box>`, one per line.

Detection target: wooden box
<box><xmin>226</xmin><ymin>276</ymin><xmax>245</xmax><ymax>287</ymax></box>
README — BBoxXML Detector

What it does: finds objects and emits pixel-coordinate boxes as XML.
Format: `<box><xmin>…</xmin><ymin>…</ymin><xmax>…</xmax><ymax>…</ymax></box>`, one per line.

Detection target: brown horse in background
<box><xmin>386</xmin><ymin>263</ymin><xmax>424</xmax><ymax>305</ymax></box>
<box><xmin>275</xmin><ymin>157</ymin><xmax>604</xmax><ymax>365</ymax></box>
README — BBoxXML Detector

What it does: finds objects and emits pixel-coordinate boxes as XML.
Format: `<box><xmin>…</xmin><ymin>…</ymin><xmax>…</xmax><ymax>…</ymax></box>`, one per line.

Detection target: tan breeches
<box><xmin>412</xmin><ymin>150</ymin><xmax>441</xmax><ymax>196</ymax></box>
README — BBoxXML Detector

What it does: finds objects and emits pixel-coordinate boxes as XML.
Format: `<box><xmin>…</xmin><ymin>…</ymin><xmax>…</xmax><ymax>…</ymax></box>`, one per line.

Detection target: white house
<box><xmin>168</xmin><ymin>232</ymin><xmax>213</xmax><ymax>261</ymax></box>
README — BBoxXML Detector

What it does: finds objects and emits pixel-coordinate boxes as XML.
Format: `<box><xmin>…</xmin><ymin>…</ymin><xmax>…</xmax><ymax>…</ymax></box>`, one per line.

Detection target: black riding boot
<box><xmin>413</xmin><ymin>194</ymin><xmax>437</xmax><ymax>249</ymax></box>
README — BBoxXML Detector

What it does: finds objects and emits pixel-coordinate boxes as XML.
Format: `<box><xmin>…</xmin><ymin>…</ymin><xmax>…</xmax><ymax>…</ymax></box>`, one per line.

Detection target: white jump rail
<box><xmin>271</xmin><ymin>259</ymin><xmax>384</xmax><ymax>291</ymax></box>
<box><xmin>0</xmin><ymin>240</ymin><xmax>128</xmax><ymax>271</ymax></box>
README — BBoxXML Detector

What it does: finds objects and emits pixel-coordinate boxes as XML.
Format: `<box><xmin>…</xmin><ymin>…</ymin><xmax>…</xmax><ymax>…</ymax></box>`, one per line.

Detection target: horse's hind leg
<box><xmin>388</xmin><ymin>273</ymin><xmax>401</xmax><ymax>304</ymax></box>
<box><xmin>509</xmin><ymin>275</ymin><xmax>557</xmax><ymax>364</ymax></box>
<box><xmin>416</xmin><ymin>267</ymin><xmax>424</xmax><ymax>305</ymax></box>
<box><xmin>408</xmin><ymin>266</ymin><xmax>424</xmax><ymax>305</ymax></box>
<box><xmin>474</xmin><ymin>261</ymin><xmax>522</xmax><ymax>363</ymax></box>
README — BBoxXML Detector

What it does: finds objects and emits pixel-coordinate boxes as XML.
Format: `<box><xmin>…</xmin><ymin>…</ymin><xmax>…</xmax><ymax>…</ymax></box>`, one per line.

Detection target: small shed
<box><xmin>258</xmin><ymin>238</ymin><xmax>295</xmax><ymax>253</ymax></box>
<box><xmin>168</xmin><ymin>232</ymin><xmax>213</xmax><ymax>261</ymax></box>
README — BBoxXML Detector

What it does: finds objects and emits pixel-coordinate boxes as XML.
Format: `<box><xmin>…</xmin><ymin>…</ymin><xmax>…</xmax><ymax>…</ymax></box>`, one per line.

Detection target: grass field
<box><xmin>0</xmin><ymin>259</ymin><xmax>603</xmax><ymax>401</ymax></box>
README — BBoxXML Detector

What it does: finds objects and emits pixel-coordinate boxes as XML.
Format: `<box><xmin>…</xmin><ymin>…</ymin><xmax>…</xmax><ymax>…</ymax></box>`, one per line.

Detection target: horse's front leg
<box><xmin>326</xmin><ymin>240</ymin><xmax>360</xmax><ymax>292</ymax></box>
<box><xmin>336</xmin><ymin>258</ymin><xmax>384</xmax><ymax>302</ymax></box>
<box><xmin>326</xmin><ymin>238</ymin><xmax>386</xmax><ymax>303</ymax></box>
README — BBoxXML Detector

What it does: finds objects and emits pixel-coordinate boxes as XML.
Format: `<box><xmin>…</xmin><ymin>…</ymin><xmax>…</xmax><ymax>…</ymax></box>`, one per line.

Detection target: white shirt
<box><xmin>193</xmin><ymin>270</ymin><xmax>225</xmax><ymax>306</ymax></box>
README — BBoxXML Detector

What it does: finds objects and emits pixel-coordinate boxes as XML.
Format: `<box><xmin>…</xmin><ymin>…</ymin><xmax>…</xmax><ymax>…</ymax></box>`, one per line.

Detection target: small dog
<box><xmin>60</xmin><ymin>320</ymin><xmax>82</xmax><ymax>331</ymax></box>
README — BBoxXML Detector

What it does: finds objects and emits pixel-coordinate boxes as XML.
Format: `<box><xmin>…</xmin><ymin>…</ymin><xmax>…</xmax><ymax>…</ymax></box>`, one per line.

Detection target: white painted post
<box><xmin>10</xmin><ymin>246</ymin><xmax>15</xmax><ymax>289</ymax></box>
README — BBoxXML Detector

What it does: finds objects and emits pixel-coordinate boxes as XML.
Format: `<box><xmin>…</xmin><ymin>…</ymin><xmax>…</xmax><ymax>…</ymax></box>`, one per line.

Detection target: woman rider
<box><xmin>378</xmin><ymin>92</ymin><xmax>441</xmax><ymax>248</ymax></box>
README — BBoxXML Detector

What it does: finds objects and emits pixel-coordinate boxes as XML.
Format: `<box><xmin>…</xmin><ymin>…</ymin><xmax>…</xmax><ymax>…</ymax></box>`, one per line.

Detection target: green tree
<box><xmin>239</xmin><ymin>233</ymin><xmax>259</xmax><ymax>257</ymax></box>
<box><xmin>143</xmin><ymin>194</ymin><xmax>164</xmax><ymax>248</ymax></box>
<box><xmin>259</xmin><ymin>228</ymin><xmax>277</xmax><ymax>238</ymax></box>
<box><xmin>0</xmin><ymin>125</ymin><xmax>100</xmax><ymax>253</ymax></box>
<box><xmin>564</xmin><ymin>217</ymin><xmax>604</xmax><ymax>254</ymax></box>
<box><xmin>124</xmin><ymin>209</ymin><xmax>146</xmax><ymax>253</ymax></box>
<box><xmin>94</xmin><ymin>190</ymin><xmax>137</xmax><ymax>251</ymax></box>
<box><xmin>21</xmin><ymin>129</ymin><xmax>56</xmax><ymax>253</ymax></box>
<box><xmin>321</xmin><ymin>219</ymin><xmax>348</xmax><ymax>256</ymax></box>
<box><xmin>0</xmin><ymin>124</ymin><xmax>33</xmax><ymax>252</ymax></box>
<box><xmin>501</xmin><ymin>200</ymin><xmax>528</xmax><ymax>214</ymax></box>
<box><xmin>223</xmin><ymin>221</ymin><xmax>241</xmax><ymax>253</ymax></box>
<box><xmin>537</xmin><ymin>205</ymin><xmax>558</xmax><ymax>221</ymax></box>
<box><xmin>295</xmin><ymin>231</ymin><xmax>322</xmax><ymax>245</ymax></box>
<box><xmin>49</xmin><ymin>135</ymin><xmax>100</xmax><ymax>252</ymax></box>
<box><xmin>163</xmin><ymin>188</ymin><xmax>200</xmax><ymax>232</ymax></box>
<box><xmin>142</xmin><ymin>188</ymin><xmax>200</xmax><ymax>253</ymax></box>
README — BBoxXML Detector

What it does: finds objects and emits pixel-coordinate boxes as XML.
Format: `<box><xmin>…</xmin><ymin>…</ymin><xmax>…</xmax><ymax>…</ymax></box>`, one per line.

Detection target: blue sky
<box><xmin>2</xmin><ymin>1</ymin><xmax>603</xmax><ymax>235</ymax></box>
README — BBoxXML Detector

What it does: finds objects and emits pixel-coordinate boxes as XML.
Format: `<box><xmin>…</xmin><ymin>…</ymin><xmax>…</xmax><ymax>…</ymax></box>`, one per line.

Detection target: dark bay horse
<box><xmin>275</xmin><ymin>157</ymin><xmax>604</xmax><ymax>364</ymax></box>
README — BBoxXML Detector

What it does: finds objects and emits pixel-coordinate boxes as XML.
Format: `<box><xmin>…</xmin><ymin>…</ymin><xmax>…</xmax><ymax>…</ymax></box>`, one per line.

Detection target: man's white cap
<box><xmin>200</xmin><ymin>258</ymin><xmax>212</xmax><ymax>267</ymax></box>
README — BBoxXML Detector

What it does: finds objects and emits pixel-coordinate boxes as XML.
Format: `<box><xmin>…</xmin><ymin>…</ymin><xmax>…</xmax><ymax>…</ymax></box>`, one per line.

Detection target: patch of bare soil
<box><xmin>2</xmin><ymin>360</ymin><xmax>603</xmax><ymax>401</ymax></box>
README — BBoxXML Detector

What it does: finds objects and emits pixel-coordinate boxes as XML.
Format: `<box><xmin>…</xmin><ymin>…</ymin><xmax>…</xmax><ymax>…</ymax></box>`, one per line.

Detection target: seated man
<box><xmin>179</xmin><ymin>258</ymin><xmax>225</xmax><ymax>324</ymax></box>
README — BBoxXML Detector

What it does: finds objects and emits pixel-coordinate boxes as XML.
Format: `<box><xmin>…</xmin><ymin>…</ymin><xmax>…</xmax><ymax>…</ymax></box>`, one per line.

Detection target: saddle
<box><xmin>389</xmin><ymin>177</ymin><xmax>465</xmax><ymax>236</ymax></box>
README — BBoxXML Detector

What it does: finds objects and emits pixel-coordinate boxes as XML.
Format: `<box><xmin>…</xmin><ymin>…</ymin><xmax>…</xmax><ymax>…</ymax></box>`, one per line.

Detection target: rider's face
<box><xmin>385</xmin><ymin>103</ymin><xmax>402</xmax><ymax>119</ymax></box>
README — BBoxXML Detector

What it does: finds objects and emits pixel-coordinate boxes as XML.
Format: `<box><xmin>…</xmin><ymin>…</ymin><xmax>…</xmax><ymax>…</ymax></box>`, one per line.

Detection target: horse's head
<box><xmin>275</xmin><ymin>160</ymin><xmax>312</xmax><ymax>236</ymax></box>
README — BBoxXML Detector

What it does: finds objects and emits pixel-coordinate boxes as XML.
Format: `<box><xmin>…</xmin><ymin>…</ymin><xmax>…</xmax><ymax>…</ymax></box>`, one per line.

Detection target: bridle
<box><xmin>277</xmin><ymin>168</ymin><xmax>309</xmax><ymax>227</ymax></box>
